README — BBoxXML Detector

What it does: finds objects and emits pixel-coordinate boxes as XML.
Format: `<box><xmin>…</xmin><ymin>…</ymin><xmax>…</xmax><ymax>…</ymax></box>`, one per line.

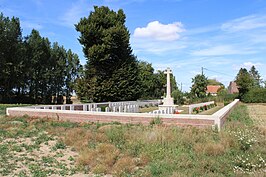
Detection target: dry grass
<box><xmin>1</xmin><ymin>103</ymin><xmax>265</xmax><ymax>176</ymax></box>
<box><xmin>247</xmin><ymin>104</ymin><xmax>266</xmax><ymax>126</ymax></box>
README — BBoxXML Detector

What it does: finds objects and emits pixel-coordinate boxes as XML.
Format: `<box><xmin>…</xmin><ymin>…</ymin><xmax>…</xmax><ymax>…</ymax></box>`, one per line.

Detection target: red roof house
<box><xmin>206</xmin><ymin>85</ymin><xmax>221</xmax><ymax>96</ymax></box>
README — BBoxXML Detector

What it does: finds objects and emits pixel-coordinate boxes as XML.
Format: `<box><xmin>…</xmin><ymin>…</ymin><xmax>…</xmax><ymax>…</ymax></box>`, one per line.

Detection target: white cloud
<box><xmin>191</xmin><ymin>45</ymin><xmax>256</xmax><ymax>56</ymax></box>
<box><xmin>133</xmin><ymin>21</ymin><xmax>185</xmax><ymax>41</ymax></box>
<box><xmin>221</xmin><ymin>15</ymin><xmax>266</xmax><ymax>32</ymax></box>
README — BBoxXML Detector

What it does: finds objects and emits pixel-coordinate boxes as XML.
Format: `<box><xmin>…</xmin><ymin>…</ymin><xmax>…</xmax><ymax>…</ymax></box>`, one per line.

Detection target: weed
<box><xmin>52</xmin><ymin>141</ymin><xmax>66</xmax><ymax>150</ymax></box>
<box><xmin>150</xmin><ymin>117</ymin><xmax>162</xmax><ymax>125</ymax></box>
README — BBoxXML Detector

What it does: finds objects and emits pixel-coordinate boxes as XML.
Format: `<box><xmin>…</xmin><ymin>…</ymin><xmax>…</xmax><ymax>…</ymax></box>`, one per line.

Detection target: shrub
<box><xmin>242</xmin><ymin>88</ymin><xmax>266</xmax><ymax>103</ymax></box>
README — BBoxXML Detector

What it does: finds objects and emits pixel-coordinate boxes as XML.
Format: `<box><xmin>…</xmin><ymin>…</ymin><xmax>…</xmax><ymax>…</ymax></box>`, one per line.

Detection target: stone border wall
<box><xmin>6</xmin><ymin>99</ymin><xmax>239</xmax><ymax>130</ymax></box>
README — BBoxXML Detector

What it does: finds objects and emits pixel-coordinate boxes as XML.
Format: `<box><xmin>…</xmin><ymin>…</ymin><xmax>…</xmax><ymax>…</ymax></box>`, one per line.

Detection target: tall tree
<box><xmin>65</xmin><ymin>49</ymin><xmax>83</xmax><ymax>104</ymax></box>
<box><xmin>75</xmin><ymin>6</ymin><xmax>141</xmax><ymax>102</ymax></box>
<box><xmin>191</xmin><ymin>74</ymin><xmax>208</xmax><ymax>98</ymax></box>
<box><xmin>50</xmin><ymin>42</ymin><xmax>67</xmax><ymax>104</ymax></box>
<box><xmin>0</xmin><ymin>13</ymin><xmax>23</xmax><ymax>102</ymax></box>
<box><xmin>249</xmin><ymin>65</ymin><xmax>262</xmax><ymax>88</ymax></box>
<box><xmin>0</xmin><ymin>13</ymin><xmax>82</xmax><ymax>104</ymax></box>
<box><xmin>26</xmin><ymin>29</ymin><xmax>51</xmax><ymax>103</ymax></box>
<box><xmin>235</xmin><ymin>68</ymin><xmax>253</xmax><ymax>99</ymax></box>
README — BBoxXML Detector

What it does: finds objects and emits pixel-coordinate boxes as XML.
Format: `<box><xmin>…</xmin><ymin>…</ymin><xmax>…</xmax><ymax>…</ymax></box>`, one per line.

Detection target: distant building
<box><xmin>206</xmin><ymin>85</ymin><xmax>221</xmax><ymax>96</ymax></box>
<box><xmin>228</xmin><ymin>81</ymin><xmax>239</xmax><ymax>94</ymax></box>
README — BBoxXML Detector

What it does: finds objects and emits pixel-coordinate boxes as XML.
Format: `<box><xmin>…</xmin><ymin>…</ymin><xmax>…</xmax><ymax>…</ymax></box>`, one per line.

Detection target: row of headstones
<box><xmin>82</xmin><ymin>103</ymin><xmax>139</xmax><ymax>113</ymax></box>
<box><xmin>106</xmin><ymin>104</ymin><xmax>139</xmax><ymax>113</ymax></box>
<box><xmin>109</xmin><ymin>101</ymin><xmax>136</xmax><ymax>109</ymax></box>
<box><xmin>137</xmin><ymin>100</ymin><xmax>162</xmax><ymax>108</ymax></box>
<box><xmin>149</xmin><ymin>107</ymin><xmax>175</xmax><ymax>114</ymax></box>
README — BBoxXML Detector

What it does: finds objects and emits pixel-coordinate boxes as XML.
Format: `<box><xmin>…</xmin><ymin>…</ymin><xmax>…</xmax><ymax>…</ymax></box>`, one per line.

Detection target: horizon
<box><xmin>1</xmin><ymin>0</ymin><xmax>266</xmax><ymax>91</ymax></box>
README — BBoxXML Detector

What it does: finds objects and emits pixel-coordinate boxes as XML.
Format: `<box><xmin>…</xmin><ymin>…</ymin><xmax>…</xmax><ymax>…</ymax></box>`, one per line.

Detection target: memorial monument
<box><xmin>159</xmin><ymin>67</ymin><xmax>178</xmax><ymax>112</ymax></box>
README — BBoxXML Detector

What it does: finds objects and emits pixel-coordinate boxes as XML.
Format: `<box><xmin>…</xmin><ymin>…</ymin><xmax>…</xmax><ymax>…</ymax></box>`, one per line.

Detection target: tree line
<box><xmin>1</xmin><ymin>8</ymin><xmax>177</xmax><ymax>104</ymax></box>
<box><xmin>0</xmin><ymin>13</ymin><xmax>82</xmax><ymax>104</ymax></box>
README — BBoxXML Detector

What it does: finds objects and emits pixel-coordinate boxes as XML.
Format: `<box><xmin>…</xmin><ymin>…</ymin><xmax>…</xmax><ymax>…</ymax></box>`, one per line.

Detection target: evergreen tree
<box><xmin>191</xmin><ymin>74</ymin><xmax>208</xmax><ymax>98</ymax></box>
<box><xmin>75</xmin><ymin>6</ymin><xmax>141</xmax><ymax>102</ymax></box>
<box><xmin>249</xmin><ymin>65</ymin><xmax>262</xmax><ymax>88</ymax></box>
<box><xmin>25</xmin><ymin>29</ymin><xmax>52</xmax><ymax>103</ymax></box>
<box><xmin>0</xmin><ymin>13</ymin><xmax>23</xmax><ymax>102</ymax></box>
<box><xmin>0</xmin><ymin>12</ymin><xmax>82</xmax><ymax>104</ymax></box>
<box><xmin>50</xmin><ymin>42</ymin><xmax>67</xmax><ymax>104</ymax></box>
<box><xmin>235</xmin><ymin>68</ymin><xmax>253</xmax><ymax>99</ymax></box>
<box><xmin>65</xmin><ymin>49</ymin><xmax>83</xmax><ymax>104</ymax></box>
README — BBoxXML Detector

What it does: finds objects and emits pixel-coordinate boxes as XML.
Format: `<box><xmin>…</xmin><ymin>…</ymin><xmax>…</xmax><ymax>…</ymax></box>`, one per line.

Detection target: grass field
<box><xmin>0</xmin><ymin>103</ymin><xmax>265</xmax><ymax>176</ymax></box>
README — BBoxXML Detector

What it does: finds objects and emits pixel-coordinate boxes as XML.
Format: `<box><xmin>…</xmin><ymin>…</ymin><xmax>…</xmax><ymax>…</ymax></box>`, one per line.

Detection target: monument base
<box><xmin>162</xmin><ymin>97</ymin><xmax>174</xmax><ymax>105</ymax></box>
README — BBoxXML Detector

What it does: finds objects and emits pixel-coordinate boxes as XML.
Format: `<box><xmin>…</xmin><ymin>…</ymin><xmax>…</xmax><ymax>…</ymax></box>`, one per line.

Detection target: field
<box><xmin>0</xmin><ymin>103</ymin><xmax>265</xmax><ymax>176</ymax></box>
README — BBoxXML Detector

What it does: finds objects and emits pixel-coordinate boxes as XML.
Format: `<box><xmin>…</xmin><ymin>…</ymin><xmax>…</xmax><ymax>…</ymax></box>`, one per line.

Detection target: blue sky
<box><xmin>1</xmin><ymin>0</ymin><xmax>266</xmax><ymax>91</ymax></box>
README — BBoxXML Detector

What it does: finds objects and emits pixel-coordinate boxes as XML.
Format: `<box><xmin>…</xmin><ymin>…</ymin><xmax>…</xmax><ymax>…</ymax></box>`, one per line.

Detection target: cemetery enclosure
<box><xmin>6</xmin><ymin>100</ymin><xmax>239</xmax><ymax>130</ymax></box>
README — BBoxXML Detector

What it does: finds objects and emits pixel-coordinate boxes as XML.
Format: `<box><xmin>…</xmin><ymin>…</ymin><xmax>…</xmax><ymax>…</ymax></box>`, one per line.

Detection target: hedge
<box><xmin>242</xmin><ymin>88</ymin><xmax>266</xmax><ymax>103</ymax></box>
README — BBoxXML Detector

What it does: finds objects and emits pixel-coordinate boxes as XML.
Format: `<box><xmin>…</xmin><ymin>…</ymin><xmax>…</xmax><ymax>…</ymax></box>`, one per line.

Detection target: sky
<box><xmin>1</xmin><ymin>0</ymin><xmax>266</xmax><ymax>91</ymax></box>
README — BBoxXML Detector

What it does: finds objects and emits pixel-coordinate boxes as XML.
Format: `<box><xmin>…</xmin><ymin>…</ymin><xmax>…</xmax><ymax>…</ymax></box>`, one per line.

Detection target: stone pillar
<box><xmin>105</xmin><ymin>107</ymin><xmax>110</xmax><ymax>112</ymax></box>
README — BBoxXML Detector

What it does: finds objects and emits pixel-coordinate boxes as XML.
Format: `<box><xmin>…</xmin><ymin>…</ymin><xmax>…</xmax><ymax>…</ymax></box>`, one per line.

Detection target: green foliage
<box><xmin>242</xmin><ymin>87</ymin><xmax>266</xmax><ymax>103</ymax></box>
<box><xmin>0</xmin><ymin>13</ymin><xmax>82</xmax><ymax>104</ymax></box>
<box><xmin>0</xmin><ymin>13</ymin><xmax>23</xmax><ymax>103</ymax></box>
<box><xmin>138</xmin><ymin>61</ymin><xmax>178</xmax><ymax>99</ymax></box>
<box><xmin>75</xmin><ymin>6</ymin><xmax>141</xmax><ymax>102</ymax></box>
<box><xmin>235</xmin><ymin>68</ymin><xmax>253</xmax><ymax>99</ymax></box>
<box><xmin>227</xmin><ymin>104</ymin><xmax>253</xmax><ymax>125</ymax></box>
<box><xmin>172</xmin><ymin>89</ymin><xmax>185</xmax><ymax>105</ymax></box>
<box><xmin>138</xmin><ymin>61</ymin><xmax>157</xmax><ymax>99</ymax></box>
<box><xmin>249</xmin><ymin>65</ymin><xmax>262</xmax><ymax>88</ymax></box>
<box><xmin>52</xmin><ymin>141</ymin><xmax>66</xmax><ymax>150</ymax></box>
<box><xmin>191</xmin><ymin>74</ymin><xmax>208</xmax><ymax>98</ymax></box>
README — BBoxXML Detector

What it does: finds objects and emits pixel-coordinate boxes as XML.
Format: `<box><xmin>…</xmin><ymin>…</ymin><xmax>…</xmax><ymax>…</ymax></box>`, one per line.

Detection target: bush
<box><xmin>242</xmin><ymin>88</ymin><xmax>266</xmax><ymax>103</ymax></box>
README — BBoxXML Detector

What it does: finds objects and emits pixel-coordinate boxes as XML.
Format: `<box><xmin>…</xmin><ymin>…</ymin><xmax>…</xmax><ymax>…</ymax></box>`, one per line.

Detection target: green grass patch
<box><xmin>0</xmin><ymin>103</ymin><xmax>265</xmax><ymax>176</ymax></box>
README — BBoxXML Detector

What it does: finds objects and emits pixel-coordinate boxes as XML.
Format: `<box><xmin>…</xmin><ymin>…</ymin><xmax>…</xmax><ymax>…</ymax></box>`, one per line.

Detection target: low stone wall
<box><xmin>212</xmin><ymin>99</ymin><xmax>240</xmax><ymax>130</ymax></box>
<box><xmin>6</xmin><ymin>99</ymin><xmax>240</xmax><ymax>130</ymax></box>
